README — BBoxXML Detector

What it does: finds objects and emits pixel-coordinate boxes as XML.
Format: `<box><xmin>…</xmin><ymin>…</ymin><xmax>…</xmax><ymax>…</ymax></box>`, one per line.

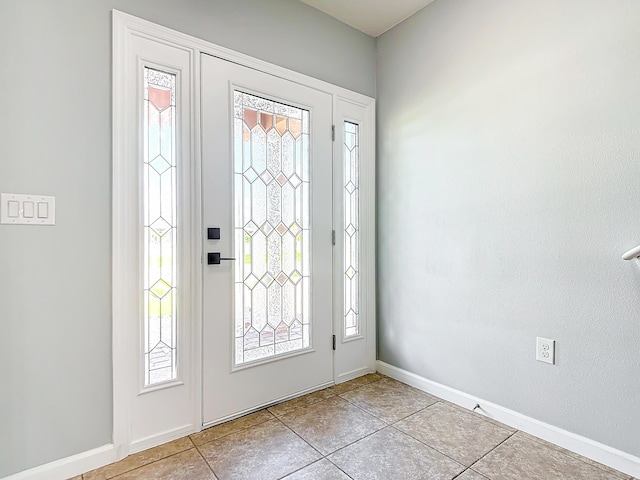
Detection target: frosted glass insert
<box><xmin>143</xmin><ymin>67</ymin><xmax>178</xmax><ymax>386</ymax></box>
<box><xmin>234</xmin><ymin>91</ymin><xmax>310</xmax><ymax>365</ymax></box>
<box><xmin>344</xmin><ymin>122</ymin><xmax>360</xmax><ymax>338</ymax></box>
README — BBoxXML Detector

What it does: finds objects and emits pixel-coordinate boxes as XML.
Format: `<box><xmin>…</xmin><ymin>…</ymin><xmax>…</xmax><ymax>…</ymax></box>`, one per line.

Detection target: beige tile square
<box><xmin>190</xmin><ymin>409</ymin><xmax>274</xmax><ymax>446</ymax></box>
<box><xmin>395</xmin><ymin>402</ymin><xmax>512</xmax><ymax>466</ymax></box>
<box><xmin>516</xmin><ymin>431</ymin><xmax>634</xmax><ymax>480</ymax></box>
<box><xmin>198</xmin><ymin>419</ymin><xmax>321</xmax><ymax>480</ymax></box>
<box><xmin>280</xmin><ymin>396</ymin><xmax>385</xmax><ymax>455</ymax></box>
<box><xmin>84</xmin><ymin>437</ymin><xmax>194</xmax><ymax>480</ymax></box>
<box><xmin>340</xmin><ymin>377</ymin><xmax>438</xmax><ymax>423</ymax></box>
<box><xmin>328</xmin><ymin>373</ymin><xmax>383</xmax><ymax>395</ymax></box>
<box><xmin>442</xmin><ymin>400</ymin><xmax>517</xmax><ymax>433</ymax></box>
<box><xmin>281</xmin><ymin>459</ymin><xmax>351</xmax><ymax>480</ymax></box>
<box><xmin>473</xmin><ymin>433</ymin><xmax>625</xmax><ymax>480</ymax></box>
<box><xmin>111</xmin><ymin>449</ymin><xmax>216</xmax><ymax>479</ymax></box>
<box><xmin>328</xmin><ymin>427</ymin><xmax>465</xmax><ymax>480</ymax></box>
<box><xmin>267</xmin><ymin>388</ymin><xmax>335</xmax><ymax>417</ymax></box>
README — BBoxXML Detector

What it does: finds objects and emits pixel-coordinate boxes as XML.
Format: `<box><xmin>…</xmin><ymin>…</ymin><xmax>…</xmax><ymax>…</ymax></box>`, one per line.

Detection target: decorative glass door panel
<box><xmin>143</xmin><ymin>67</ymin><xmax>178</xmax><ymax>386</ymax></box>
<box><xmin>343</xmin><ymin>122</ymin><xmax>360</xmax><ymax>338</ymax></box>
<box><xmin>201</xmin><ymin>54</ymin><xmax>333</xmax><ymax>425</ymax></box>
<box><xmin>234</xmin><ymin>92</ymin><xmax>311</xmax><ymax>365</ymax></box>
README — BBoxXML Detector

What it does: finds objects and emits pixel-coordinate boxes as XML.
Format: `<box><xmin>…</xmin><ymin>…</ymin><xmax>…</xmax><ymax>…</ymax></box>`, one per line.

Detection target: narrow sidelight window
<box><xmin>344</xmin><ymin>122</ymin><xmax>360</xmax><ymax>337</ymax></box>
<box><xmin>143</xmin><ymin>67</ymin><xmax>178</xmax><ymax>386</ymax></box>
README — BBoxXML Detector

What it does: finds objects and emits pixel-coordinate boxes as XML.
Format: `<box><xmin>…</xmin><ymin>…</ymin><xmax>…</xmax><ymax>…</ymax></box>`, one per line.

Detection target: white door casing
<box><xmin>113</xmin><ymin>29</ymin><xmax>196</xmax><ymax>453</ymax></box>
<box><xmin>332</xmin><ymin>98</ymin><xmax>377</xmax><ymax>383</ymax></box>
<box><xmin>113</xmin><ymin>10</ymin><xmax>375</xmax><ymax>460</ymax></box>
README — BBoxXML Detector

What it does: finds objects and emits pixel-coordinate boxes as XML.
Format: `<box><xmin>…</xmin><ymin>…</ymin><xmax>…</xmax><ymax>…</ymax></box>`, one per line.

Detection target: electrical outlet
<box><xmin>536</xmin><ymin>337</ymin><xmax>555</xmax><ymax>365</ymax></box>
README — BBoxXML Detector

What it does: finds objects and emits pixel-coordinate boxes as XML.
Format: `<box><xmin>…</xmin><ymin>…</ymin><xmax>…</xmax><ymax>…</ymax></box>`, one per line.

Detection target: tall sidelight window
<box><xmin>143</xmin><ymin>67</ymin><xmax>178</xmax><ymax>386</ymax></box>
<box><xmin>344</xmin><ymin>122</ymin><xmax>360</xmax><ymax>337</ymax></box>
<box><xmin>233</xmin><ymin>91</ymin><xmax>311</xmax><ymax>365</ymax></box>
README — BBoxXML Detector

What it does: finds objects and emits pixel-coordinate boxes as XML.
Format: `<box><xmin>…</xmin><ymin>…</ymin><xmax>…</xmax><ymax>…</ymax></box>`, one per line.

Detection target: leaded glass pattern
<box><xmin>143</xmin><ymin>67</ymin><xmax>178</xmax><ymax>386</ymax></box>
<box><xmin>234</xmin><ymin>91</ymin><xmax>311</xmax><ymax>365</ymax></box>
<box><xmin>344</xmin><ymin>122</ymin><xmax>360</xmax><ymax>338</ymax></box>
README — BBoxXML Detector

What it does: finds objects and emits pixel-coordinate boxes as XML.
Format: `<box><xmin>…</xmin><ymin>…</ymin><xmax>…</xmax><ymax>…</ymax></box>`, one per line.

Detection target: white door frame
<box><xmin>112</xmin><ymin>9</ymin><xmax>375</xmax><ymax>462</ymax></box>
<box><xmin>332</xmin><ymin>98</ymin><xmax>377</xmax><ymax>384</ymax></box>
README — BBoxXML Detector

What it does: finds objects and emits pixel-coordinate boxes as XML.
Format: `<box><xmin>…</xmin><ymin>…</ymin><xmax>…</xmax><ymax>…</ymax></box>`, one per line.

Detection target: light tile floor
<box><xmin>76</xmin><ymin>374</ymin><xmax>635</xmax><ymax>480</ymax></box>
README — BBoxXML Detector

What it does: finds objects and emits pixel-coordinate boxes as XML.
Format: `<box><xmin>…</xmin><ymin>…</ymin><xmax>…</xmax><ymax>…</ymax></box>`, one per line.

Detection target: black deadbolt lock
<box><xmin>207</xmin><ymin>227</ymin><xmax>221</xmax><ymax>240</ymax></box>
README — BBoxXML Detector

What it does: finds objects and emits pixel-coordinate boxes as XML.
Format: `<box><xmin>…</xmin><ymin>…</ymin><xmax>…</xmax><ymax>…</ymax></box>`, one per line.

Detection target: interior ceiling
<box><xmin>299</xmin><ymin>0</ymin><xmax>436</xmax><ymax>37</ymax></box>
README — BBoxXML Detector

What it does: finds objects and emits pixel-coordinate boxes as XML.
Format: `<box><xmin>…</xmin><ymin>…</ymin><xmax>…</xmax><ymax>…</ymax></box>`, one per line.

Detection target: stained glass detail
<box><xmin>234</xmin><ymin>91</ymin><xmax>311</xmax><ymax>365</ymax></box>
<box><xmin>143</xmin><ymin>67</ymin><xmax>178</xmax><ymax>386</ymax></box>
<box><xmin>344</xmin><ymin>122</ymin><xmax>360</xmax><ymax>338</ymax></box>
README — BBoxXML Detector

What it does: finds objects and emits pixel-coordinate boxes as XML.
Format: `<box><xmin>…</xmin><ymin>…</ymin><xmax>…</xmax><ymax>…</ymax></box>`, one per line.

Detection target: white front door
<box><xmin>201</xmin><ymin>53</ymin><xmax>334</xmax><ymax>425</ymax></box>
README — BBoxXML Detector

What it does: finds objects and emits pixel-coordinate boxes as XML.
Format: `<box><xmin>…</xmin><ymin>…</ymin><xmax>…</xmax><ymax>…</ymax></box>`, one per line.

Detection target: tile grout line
<box><xmin>514</xmin><ymin>431</ymin><xmax>634</xmax><ymax>480</ymax></box>
<box><xmin>329</xmin><ymin>383</ymin><xmax>478</xmax><ymax>471</ymax></box>
<box><xmin>467</xmin><ymin>429</ymin><xmax>519</xmax><ymax>473</ymax></box>
<box><xmin>389</xmin><ymin>401</ymin><xmax>472</xmax><ymax>468</ymax></box>
<box><xmin>190</xmin><ymin>414</ymin><xmax>275</xmax><ymax>448</ymax></box>
<box><xmin>97</xmin><ymin>445</ymin><xmax>199</xmax><ymax>480</ymax></box>
<box><xmin>322</xmin><ymin>423</ymin><xmax>391</xmax><ymax>458</ymax></box>
<box><xmin>277</xmin><ymin>415</ymin><xmax>326</xmax><ymax>458</ymax></box>
<box><xmin>385</xmin><ymin>423</ymin><xmax>468</xmax><ymax>472</ymax></box>
<box><xmin>272</xmin><ymin>379</ymin><xmax>384</xmax><ymax>480</ymax></box>
<box><xmin>273</xmin><ymin>457</ymin><xmax>356</xmax><ymax>480</ymax></box>
<box><xmin>337</xmin><ymin>386</ymin><xmax>438</xmax><ymax>424</ymax></box>
<box><xmin>276</xmin><ymin>384</ymin><xmax>393</xmax><ymax>476</ymax></box>
<box><xmin>336</xmin><ymin>394</ymin><xmax>393</xmax><ymax>424</ymax></box>
<box><xmin>82</xmin><ymin>375</ymin><xmax>631</xmax><ymax>480</ymax></box>
<box><xmin>273</xmin><ymin>415</ymin><xmax>357</xmax><ymax>479</ymax></box>
<box><xmin>86</xmin><ymin>439</ymin><xmax>195</xmax><ymax>480</ymax></box>
<box><xmin>451</xmin><ymin>467</ymin><xmax>490</xmax><ymax>480</ymax></box>
<box><xmin>323</xmin><ymin>457</ymin><xmax>357</xmax><ymax>480</ymax></box>
<box><xmin>193</xmin><ymin>442</ymin><xmax>220</xmax><ymax>479</ymax></box>
<box><xmin>189</xmin><ymin>383</ymin><xmax>381</xmax><ymax>480</ymax></box>
<box><xmin>390</xmin><ymin>399</ymin><xmax>515</xmax><ymax>471</ymax></box>
<box><xmin>468</xmin><ymin>429</ymin><xmax>634</xmax><ymax>480</ymax></box>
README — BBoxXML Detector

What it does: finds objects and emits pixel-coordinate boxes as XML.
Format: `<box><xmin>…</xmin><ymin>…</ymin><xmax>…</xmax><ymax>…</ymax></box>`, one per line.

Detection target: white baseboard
<box><xmin>129</xmin><ymin>424</ymin><xmax>196</xmax><ymax>454</ymax></box>
<box><xmin>377</xmin><ymin>361</ymin><xmax>640</xmax><ymax>479</ymax></box>
<box><xmin>335</xmin><ymin>366</ymin><xmax>375</xmax><ymax>384</ymax></box>
<box><xmin>2</xmin><ymin>444</ymin><xmax>116</xmax><ymax>480</ymax></box>
<box><xmin>2</xmin><ymin>425</ymin><xmax>199</xmax><ymax>480</ymax></box>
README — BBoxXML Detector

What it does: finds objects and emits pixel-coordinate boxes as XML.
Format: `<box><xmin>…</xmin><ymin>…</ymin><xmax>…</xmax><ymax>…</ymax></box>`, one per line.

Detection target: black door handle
<box><xmin>208</xmin><ymin>252</ymin><xmax>236</xmax><ymax>265</ymax></box>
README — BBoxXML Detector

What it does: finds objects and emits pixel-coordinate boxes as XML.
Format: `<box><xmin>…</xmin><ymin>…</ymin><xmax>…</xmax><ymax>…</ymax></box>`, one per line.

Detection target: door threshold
<box><xmin>202</xmin><ymin>380</ymin><xmax>334</xmax><ymax>430</ymax></box>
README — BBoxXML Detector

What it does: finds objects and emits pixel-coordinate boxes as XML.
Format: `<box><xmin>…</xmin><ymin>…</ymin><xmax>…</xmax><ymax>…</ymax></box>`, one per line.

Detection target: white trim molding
<box><xmin>377</xmin><ymin>361</ymin><xmax>640</xmax><ymax>479</ymax></box>
<box><xmin>111</xmin><ymin>8</ymin><xmax>375</xmax><ymax>480</ymax></box>
<box><xmin>332</xmin><ymin>96</ymin><xmax>377</xmax><ymax>383</ymax></box>
<box><xmin>335</xmin><ymin>366</ymin><xmax>375</xmax><ymax>384</ymax></box>
<box><xmin>2</xmin><ymin>445</ymin><xmax>116</xmax><ymax>480</ymax></box>
<box><xmin>129</xmin><ymin>425</ymin><xmax>195</xmax><ymax>455</ymax></box>
<box><xmin>112</xmin><ymin>11</ymin><xmax>374</xmax><ymax>104</ymax></box>
<box><xmin>113</xmin><ymin>9</ymin><xmax>198</xmax><ymax>461</ymax></box>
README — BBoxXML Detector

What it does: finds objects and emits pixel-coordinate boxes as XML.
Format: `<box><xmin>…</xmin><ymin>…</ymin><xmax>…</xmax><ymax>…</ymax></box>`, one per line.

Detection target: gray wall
<box><xmin>377</xmin><ymin>0</ymin><xmax>640</xmax><ymax>457</ymax></box>
<box><xmin>0</xmin><ymin>1</ymin><xmax>374</xmax><ymax>476</ymax></box>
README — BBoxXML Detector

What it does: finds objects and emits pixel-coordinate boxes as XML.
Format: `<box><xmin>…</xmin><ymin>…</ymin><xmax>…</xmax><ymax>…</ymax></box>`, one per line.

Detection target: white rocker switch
<box><xmin>38</xmin><ymin>202</ymin><xmax>48</xmax><ymax>218</ymax></box>
<box><xmin>23</xmin><ymin>201</ymin><xmax>34</xmax><ymax>218</ymax></box>
<box><xmin>7</xmin><ymin>200</ymin><xmax>19</xmax><ymax>218</ymax></box>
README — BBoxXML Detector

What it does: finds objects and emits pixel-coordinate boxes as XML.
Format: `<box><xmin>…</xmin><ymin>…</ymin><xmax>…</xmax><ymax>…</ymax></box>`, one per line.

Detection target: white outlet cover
<box><xmin>536</xmin><ymin>337</ymin><xmax>555</xmax><ymax>365</ymax></box>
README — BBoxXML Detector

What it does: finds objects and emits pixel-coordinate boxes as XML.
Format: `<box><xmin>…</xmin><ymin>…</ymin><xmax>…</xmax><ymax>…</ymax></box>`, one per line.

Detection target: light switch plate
<box><xmin>1</xmin><ymin>193</ymin><xmax>55</xmax><ymax>225</ymax></box>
